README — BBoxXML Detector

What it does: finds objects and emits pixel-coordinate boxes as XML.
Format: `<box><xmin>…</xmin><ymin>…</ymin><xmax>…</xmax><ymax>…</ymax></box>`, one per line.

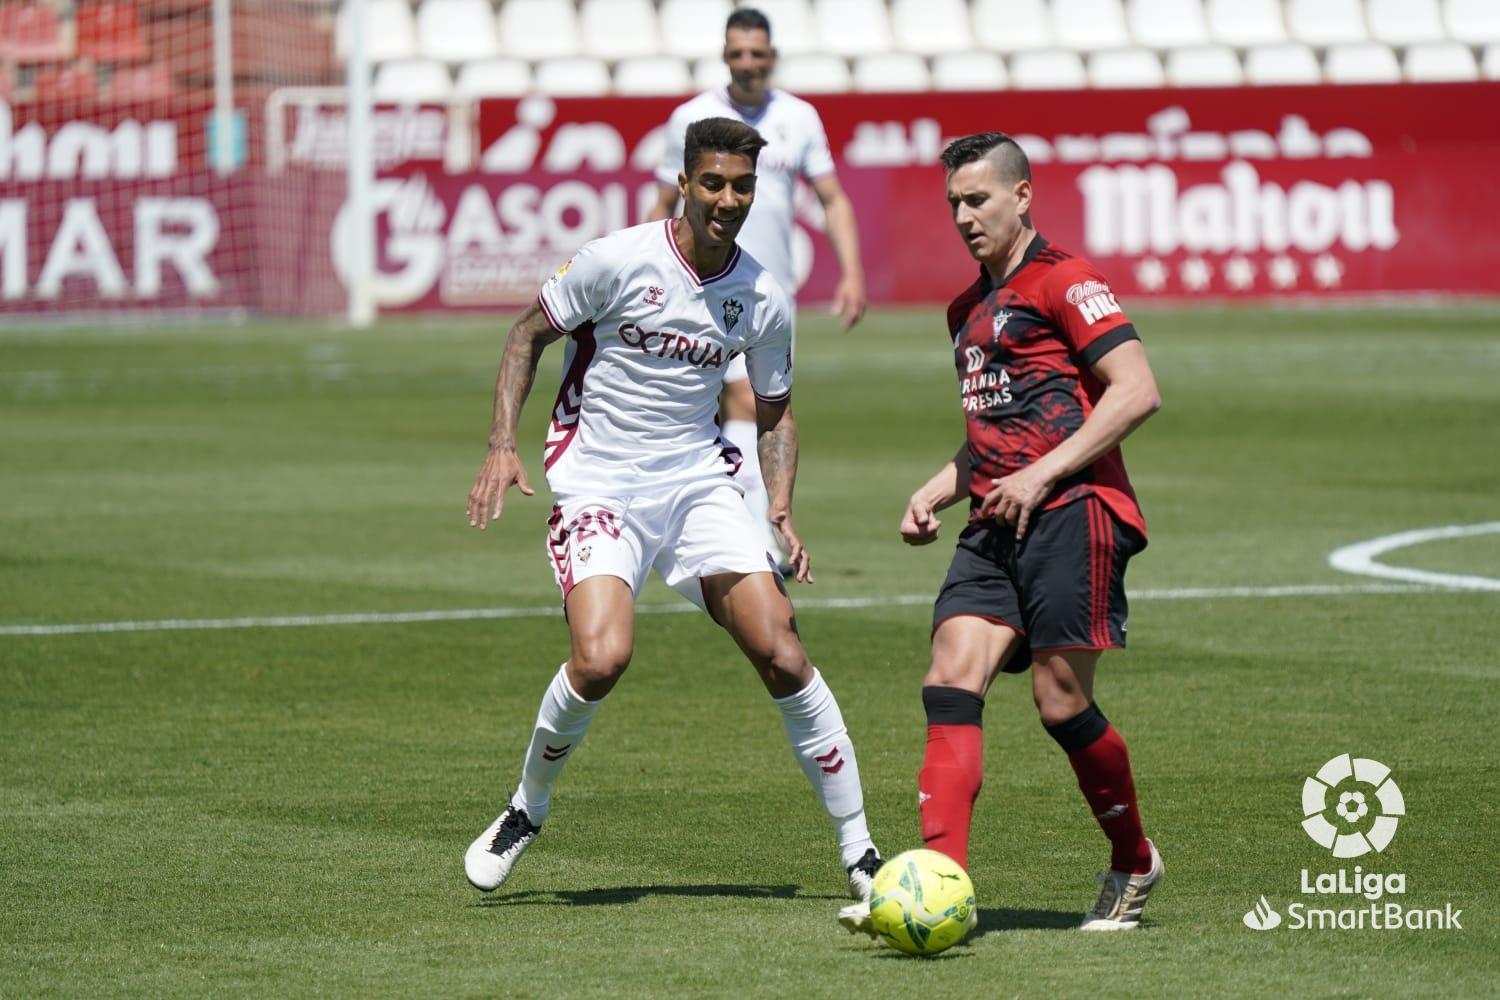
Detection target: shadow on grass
<box><xmin>971</xmin><ymin>907</ymin><xmax>1079</xmax><ymax>935</ymax></box>
<box><xmin>477</xmin><ymin>883</ymin><xmax>837</xmax><ymax>907</ymax></box>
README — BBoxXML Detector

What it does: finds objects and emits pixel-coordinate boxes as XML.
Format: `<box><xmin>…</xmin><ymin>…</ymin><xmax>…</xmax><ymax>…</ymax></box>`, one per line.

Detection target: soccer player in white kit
<box><xmin>648</xmin><ymin>7</ymin><xmax>866</xmax><ymax>562</ymax></box>
<box><xmin>464</xmin><ymin>118</ymin><xmax>881</xmax><ymax>901</ymax></box>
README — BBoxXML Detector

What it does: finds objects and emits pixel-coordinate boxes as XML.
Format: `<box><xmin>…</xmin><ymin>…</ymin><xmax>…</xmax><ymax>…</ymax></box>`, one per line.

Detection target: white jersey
<box><xmin>536</xmin><ymin>220</ymin><xmax>794</xmax><ymax>498</ymax></box>
<box><xmin>656</xmin><ymin>88</ymin><xmax>836</xmax><ymax>296</ymax></box>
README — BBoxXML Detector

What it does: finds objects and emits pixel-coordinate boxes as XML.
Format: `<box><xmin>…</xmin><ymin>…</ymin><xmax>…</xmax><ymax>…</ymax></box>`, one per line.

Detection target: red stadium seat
<box><xmin>34</xmin><ymin>65</ymin><xmax>100</xmax><ymax>103</ymax></box>
<box><xmin>105</xmin><ymin>63</ymin><xmax>176</xmax><ymax>101</ymax></box>
<box><xmin>78</xmin><ymin>3</ymin><xmax>151</xmax><ymax>62</ymax></box>
<box><xmin>0</xmin><ymin>3</ymin><xmax>72</xmax><ymax>62</ymax></box>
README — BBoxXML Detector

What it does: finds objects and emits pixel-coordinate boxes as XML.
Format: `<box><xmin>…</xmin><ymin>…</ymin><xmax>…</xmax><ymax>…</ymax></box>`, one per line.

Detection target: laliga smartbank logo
<box><xmin>1241</xmin><ymin>755</ymin><xmax>1463</xmax><ymax>932</ymax></box>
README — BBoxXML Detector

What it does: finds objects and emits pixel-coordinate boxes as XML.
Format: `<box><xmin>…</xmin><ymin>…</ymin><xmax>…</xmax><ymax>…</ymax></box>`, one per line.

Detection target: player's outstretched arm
<box><xmin>811</xmin><ymin>174</ymin><xmax>866</xmax><ymax>331</ymax></box>
<box><xmin>467</xmin><ymin>302</ymin><xmax>566</xmax><ymax>530</ymax></box>
<box><xmin>900</xmin><ymin>445</ymin><xmax>971</xmax><ymax>545</ymax></box>
<box><xmin>755</xmin><ymin>396</ymin><xmax>813</xmax><ymax>583</ymax></box>
<box><xmin>980</xmin><ymin>339</ymin><xmax>1162</xmax><ymax>538</ymax></box>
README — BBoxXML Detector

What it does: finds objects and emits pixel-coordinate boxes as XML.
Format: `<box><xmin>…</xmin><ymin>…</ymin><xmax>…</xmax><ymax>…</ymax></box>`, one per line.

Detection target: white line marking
<box><xmin>1329</xmin><ymin>522</ymin><xmax>1500</xmax><ymax>592</ymax></box>
<box><xmin>0</xmin><ymin>583</ymin><xmax>1475</xmax><ymax>638</ymax></box>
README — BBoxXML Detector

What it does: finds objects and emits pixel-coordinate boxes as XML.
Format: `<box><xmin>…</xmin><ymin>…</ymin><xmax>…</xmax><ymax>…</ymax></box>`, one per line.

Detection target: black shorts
<box><xmin>932</xmin><ymin>496</ymin><xmax>1145</xmax><ymax>670</ymax></box>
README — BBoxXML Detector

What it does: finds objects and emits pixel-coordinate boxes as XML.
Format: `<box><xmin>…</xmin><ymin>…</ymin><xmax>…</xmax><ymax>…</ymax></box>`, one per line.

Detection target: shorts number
<box><xmin>568</xmin><ymin>509</ymin><xmax>621</xmax><ymax>542</ymax></box>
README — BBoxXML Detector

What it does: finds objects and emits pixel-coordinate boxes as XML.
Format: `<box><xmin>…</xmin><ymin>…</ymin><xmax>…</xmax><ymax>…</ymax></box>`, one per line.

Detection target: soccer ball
<box><xmin>868</xmin><ymin>849</ymin><xmax>978</xmax><ymax>956</ymax></box>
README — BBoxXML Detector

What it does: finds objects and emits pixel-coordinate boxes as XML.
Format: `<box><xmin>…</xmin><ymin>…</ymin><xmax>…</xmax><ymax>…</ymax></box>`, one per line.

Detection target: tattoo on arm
<box><xmin>758</xmin><ymin>414</ymin><xmax>799</xmax><ymax>515</ymax></box>
<box><xmin>488</xmin><ymin>304</ymin><xmax>564</xmax><ymax>450</ymax></box>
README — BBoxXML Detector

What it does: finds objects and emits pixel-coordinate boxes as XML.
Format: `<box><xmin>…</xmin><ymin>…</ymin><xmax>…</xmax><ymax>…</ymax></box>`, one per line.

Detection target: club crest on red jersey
<box><xmin>993</xmin><ymin>310</ymin><xmax>1012</xmax><ymax>341</ymax></box>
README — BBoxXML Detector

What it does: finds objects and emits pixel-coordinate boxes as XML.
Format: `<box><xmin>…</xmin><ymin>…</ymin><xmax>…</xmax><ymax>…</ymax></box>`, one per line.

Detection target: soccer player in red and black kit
<box><xmin>843</xmin><ymin>132</ymin><xmax>1164</xmax><ymax>934</ymax></box>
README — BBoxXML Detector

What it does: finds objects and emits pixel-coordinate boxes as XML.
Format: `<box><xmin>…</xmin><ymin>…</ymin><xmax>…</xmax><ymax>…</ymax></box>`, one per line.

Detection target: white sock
<box><xmin>510</xmin><ymin>664</ymin><xmax>602</xmax><ymax>825</ymax></box>
<box><xmin>724</xmin><ymin>418</ymin><xmax>780</xmax><ymax>561</ymax></box>
<box><xmin>773</xmin><ymin>668</ymin><xmax>875</xmax><ymax>868</ymax></box>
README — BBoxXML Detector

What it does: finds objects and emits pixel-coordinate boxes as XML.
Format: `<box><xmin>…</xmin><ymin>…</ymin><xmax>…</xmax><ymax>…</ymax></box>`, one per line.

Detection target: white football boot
<box><xmin>464</xmin><ymin>805</ymin><xmax>541</xmax><ymax>892</ymax></box>
<box><xmin>1078</xmin><ymin>839</ymin><xmax>1163</xmax><ymax>931</ymax></box>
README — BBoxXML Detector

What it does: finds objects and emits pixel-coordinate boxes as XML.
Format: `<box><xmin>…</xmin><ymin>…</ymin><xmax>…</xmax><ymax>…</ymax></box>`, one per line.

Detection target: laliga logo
<box><xmin>1301</xmin><ymin>754</ymin><xmax>1404</xmax><ymax>858</ymax></box>
<box><xmin>1243</xmin><ymin>896</ymin><xmax>1282</xmax><ymax>931</ymax></box>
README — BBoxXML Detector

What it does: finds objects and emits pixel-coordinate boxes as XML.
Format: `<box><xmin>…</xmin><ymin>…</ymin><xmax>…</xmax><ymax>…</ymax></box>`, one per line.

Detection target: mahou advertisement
<box><xmin>4</xmin><ymin>82</ymin><xmax>1498</xmax><ymax>314</ymax></box>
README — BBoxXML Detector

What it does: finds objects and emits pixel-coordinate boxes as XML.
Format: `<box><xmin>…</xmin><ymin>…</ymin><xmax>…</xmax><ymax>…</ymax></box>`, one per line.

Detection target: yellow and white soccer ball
<box><xmin>868</xmin><ymin>849</ymin><xmax>978</xmax><ymax>955</ymax></box>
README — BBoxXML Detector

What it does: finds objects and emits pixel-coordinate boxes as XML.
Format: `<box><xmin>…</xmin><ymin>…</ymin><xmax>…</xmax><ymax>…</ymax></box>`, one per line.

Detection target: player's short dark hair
<box><xmin>940</xmin><ymin>131</ymin><xmax>1032</xmax><ymax>183</ymax></box>
<box><xmin>684</xmin><ymin>117</ymin><xmax>768</xmax><ymax>175</ymax></box>
<box><xmin>726</xmin><ymin>7</ymin><xmax>772</xmax><ymax>37</ymax></box>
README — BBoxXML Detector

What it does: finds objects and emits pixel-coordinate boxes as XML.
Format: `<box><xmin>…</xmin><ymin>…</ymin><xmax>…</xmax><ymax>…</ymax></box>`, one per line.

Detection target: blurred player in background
<box><xmin>841</xmin><ymin>131</ymin><xmax>1165</xmax><ymax>934</ymax></box>
<box><xmin>648</xmin><ymin>6</ymin><xmax>866</xmax><ymax>564</ymax></box>
<box><xmin>464</xmin><ymin>117</ymin><xmax>881</xmax><ymax>900</ymax></box>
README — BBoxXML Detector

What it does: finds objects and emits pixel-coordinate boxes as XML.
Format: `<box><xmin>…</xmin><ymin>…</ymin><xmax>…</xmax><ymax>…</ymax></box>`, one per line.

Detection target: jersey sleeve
<box><xmin>537</xmin><ymin>238</ymin><xmax>613</xmax><ymax>333</ymax></box>
<box><xmin>655</xmin><ymin>106</ymin><xmax>688</xmax><ymax>187</ymax></box>
<box><xmin>1043</xmin><ymin>257</ymin><xmax>1139</xmax><ymax>367</ymax></box>
<box><xmin>745</xmin><ymin>285</ymin><xmax>794</xmax><ymax>403</ymax></box>
<box><xmin>799</xmin><ymin>105</ymin><xmax>836</xmax><ymax>181</ymax></box>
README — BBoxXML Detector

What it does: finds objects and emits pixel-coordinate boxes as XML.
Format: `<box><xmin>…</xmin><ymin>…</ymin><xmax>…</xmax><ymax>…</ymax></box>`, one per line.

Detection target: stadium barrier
<box><xmin>3</xmin><ymin>82</ymin><xmax>1496</xmax><ymax>315</ymax></box>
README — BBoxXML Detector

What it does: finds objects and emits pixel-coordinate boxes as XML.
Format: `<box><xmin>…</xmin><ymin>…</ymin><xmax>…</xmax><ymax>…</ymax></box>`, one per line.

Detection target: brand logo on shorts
<box><xmin>1302</xmin><ymin>754</ymin><xmax>1404</xmax><ymax>858</ymax></box>
<box><xmin>643</xmin><ymin>285</ymin><xmax>665</xmax><ymax>308</ymax></box>
<box><xmin>577</xmin><ymin>545</ymin><xmax>591</xmax><ymax>564</ymax></box>
<box><xmin>721</xmin><ymin>297</ymin><xmax>743</xmax><ymax>333</ymax></box>
<box><xmin>964</xmin><ymin>344</ymin><xmax>985</xmax><ymax>373</ymax></box>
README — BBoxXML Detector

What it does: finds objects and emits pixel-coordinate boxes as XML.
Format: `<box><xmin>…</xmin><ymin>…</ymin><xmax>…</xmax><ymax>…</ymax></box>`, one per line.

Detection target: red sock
<box><xmin>1066</xmin><ymin>724</ymin><xmax>1151</xmax><ymax>874</ymax></box>
<box><xmin>918</xmin><ymin>723</ymin><xmax>984</xmax><ymax>869</ymax></box>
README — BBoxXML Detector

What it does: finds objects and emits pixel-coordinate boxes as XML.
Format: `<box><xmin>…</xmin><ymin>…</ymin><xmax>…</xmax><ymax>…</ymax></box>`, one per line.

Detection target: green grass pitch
<box><xmin>2</xmin><ymin>305</ymin><xmax>1498</xmax><ymax>996</ymax></box>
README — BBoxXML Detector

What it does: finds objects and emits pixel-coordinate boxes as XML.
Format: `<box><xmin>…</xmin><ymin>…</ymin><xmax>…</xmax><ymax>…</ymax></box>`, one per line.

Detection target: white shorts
<box><xmin>545</xmin><ymin>478</ymin><xmax>777</xmax><ymax>610</ymax></box>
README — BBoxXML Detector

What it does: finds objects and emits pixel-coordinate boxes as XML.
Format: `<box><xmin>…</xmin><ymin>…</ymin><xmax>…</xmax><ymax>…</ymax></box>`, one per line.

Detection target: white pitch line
<box><xmin>0</xmin><ymin>583</ymin><xmax>1477</xmax><ymax>638</ymax></box>
<box><xmin>1329</xmin><ymin>522</ymin><xmax>1500</xmax><ymax>592</ymax></box>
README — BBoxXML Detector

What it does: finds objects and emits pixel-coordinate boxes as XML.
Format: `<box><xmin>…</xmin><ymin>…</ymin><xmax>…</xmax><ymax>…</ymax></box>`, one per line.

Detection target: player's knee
<box><xmin>569</xmin><ymin>635</ymin><xmax>633</xmax><ymax>693</ymax></box>
<box><xmin>924</xmin><ymin>650</ymin><xmax>988</xmax><ymax>691</ymax></box>
<box><xmin>1032</xmin><ymin>677</ymin><xmax>1087</xmax><ymax>726</ymax></box>
<box><xmin>756</xmin><ymin>631</ymin><xmax>812</xmax><ymax>693</ymax></box>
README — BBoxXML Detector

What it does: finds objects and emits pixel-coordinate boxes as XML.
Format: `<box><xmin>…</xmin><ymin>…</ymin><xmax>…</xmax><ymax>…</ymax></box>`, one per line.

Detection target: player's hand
<box><xmin>899</xmin><ymin>494</ymin><xmax>942</xmax><ymax>545</ymax></box>
<box><xmin>979</xmin><ymin>465</ymin><xmax>1054</xmax><ymax>540</ymax></box>
<box><xmin>830</xmin><ymin>274</ymin><xmax>866</xmax><ymax>332</ymax></box>
<box><xmin>771</xmin><ymin>511</ymin><xmax>814</xmax><ymax>584</ymax></box>
<box><xmin>467</xmin><ymin>446</ymin><xmax>534</xmax><ymax>530</ymax></box>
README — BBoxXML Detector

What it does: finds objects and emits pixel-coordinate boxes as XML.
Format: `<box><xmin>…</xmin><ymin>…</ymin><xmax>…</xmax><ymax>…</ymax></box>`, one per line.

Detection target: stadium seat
<box><xmin>337</xmin><ymin>0</ymin><xmax>416</xmax><ymax>62</ymax></box>
<box><xmin>1010</xmin><ymin>50</ymin><xmax>1088</xmax><ymax>89</ymax></box>
<box><xmin>498</xmin><ymin>0</ymin><xmax>582</xmax><ymax>60</ymax></box>
<box><xmin>932</xmin><ymin>51</ymin><xmax>1009</xmax><ymax>90</ymax></box>
<box><xmin>1164</xmin><ymin>45</ymin><xmax>1244</xmax><ymax>85</ymax></box>
<box><xmin>890</xmin><ymin>0</ymin><xmax>971</xmax><ymax>56</ymax></box>
<box><xmin>751</xmin><ymin>0</ymin><xmax>820</xmax><ymax>55</ymax></box>
<box><xmin>614</xmin><ymin>55</ymin><xmax>694</xmax><ymax>94</ymax></box>
<box><xmin>1206</xmin><ymin>0</ymin><xmax>1286</xmax><ymax>46</ymax></box>
<box><xmin>372</xmin><ymin>59</ymin><xmax>453</xmax><ymax>100</ymax></box>
<box><xmin>1324</xmin><ymin>43</ymin><xmax>1401</xmax><ymax>83</ymax></box>
<box><xmin>580</xmin><ymin>0</ymin><xmax>661</xmax><ymax>61</ymax></box>
<box><xmin>415</xmin><ymin>0</ymin><xmax>499</xmax><ymax>63</ymax></box>
<box><xmin>1244</xmin><ymin>43</ymin><xmax>1321</xmax><ymax>84</ymax></box>
<box><xmin>1287</xmin><ymin>0</ymin><xmax>1368</xmax><ymax>46</ymax></box>
<box><xmin>1127</xmin><ymin>0</ymin><xmax>1210</xmax><ymax>49</ymax></box>
<box><xmin>694</xmin><ymin>56</ymin><xmax>731</xmax><ymax>89</ymax></box>
<box><xmin>1444</xmin><ymin>0</ymin><xmax>1500</xmax><ymax>43</ymax></box>
<box><xmin>0</xmin><ymin>3</ymin><xmax>71</xmax><ymax>62</ymax></box>
<box><xmin>660</xmin><ymin>0</ymin><xmax>732</xmax><ymax>58</ymax></box>
<box><xmin>1403</xmin><ymin>42</ymin><xmax>1480</xmax><ymax>80</ymax></box>
<box><xmin>1052</xmin><ymin>0</ymin><xmax>1131</xmax><ymax>52</ymax></box>
<box><xmin>77</xmin><ymin>3</ymin><xmax>149</xmax><ymax>63</ymax></box>
<box><xmin>34</xmin><ymin>65</ymin><xmax>99</xmax><ymax>103</ymax></box>
<box><xmin>773</xmin><ymin>53</ymin><xmax>852</xmax><ymax>91</ymax></box>
<box><xmin>104</xmin><ymin>63</ymin><xmax>176</xmax><ymax>102</ymax></box>
<box><xmin>454</xmin><ymin>58</ymin><xmax>532</xmax><ymax>97</ymax></box>
<box><xmin>971</xmin><ymin>0</ymin><xmax>1054</xmax><ymax>53</ymax></box>
<box><xmin>533</xmin><ymin>56</ymin><xmax>613</xmax><ymax>96</ymax></box>
<box><xmin>852</xmin><ymin>52</ymin><xmax>930</xmax><ymax>90</ymax></box>
<box><xmin>1088</xmin><ymin>48</ymin><xmax>1165</xmax><ymax>87</ymax></box>
<box><xmin>1368</xmin><ymin>0</ymin><xmax>1446</xmax><ymax>45</ymax></box>
<box><xmin>813</xmin><ymin>0</ymin><xmax>893</xmax><ymax>56</ymax></box>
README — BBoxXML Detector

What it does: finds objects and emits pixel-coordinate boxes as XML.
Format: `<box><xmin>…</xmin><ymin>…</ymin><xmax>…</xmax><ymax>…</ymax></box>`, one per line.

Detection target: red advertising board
<box><xmin>4</xmin><ymin>83</ymin><xmax>1497</xmax><ymax>314</ymax></box>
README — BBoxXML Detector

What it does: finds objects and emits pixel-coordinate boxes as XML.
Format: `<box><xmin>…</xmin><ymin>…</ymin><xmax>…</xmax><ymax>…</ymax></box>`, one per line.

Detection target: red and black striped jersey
<box><xmin>946</xmin><ymin>235</ymin><xmax>1146</xmax><ymax>539</ymax></box>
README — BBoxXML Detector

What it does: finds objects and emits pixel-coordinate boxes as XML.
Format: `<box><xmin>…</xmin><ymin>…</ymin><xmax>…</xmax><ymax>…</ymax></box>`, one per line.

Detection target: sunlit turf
<box><xmin>2</xmin><ymin>306</ymin><xmax>1497</xmax><ymax>996</ymax></box>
